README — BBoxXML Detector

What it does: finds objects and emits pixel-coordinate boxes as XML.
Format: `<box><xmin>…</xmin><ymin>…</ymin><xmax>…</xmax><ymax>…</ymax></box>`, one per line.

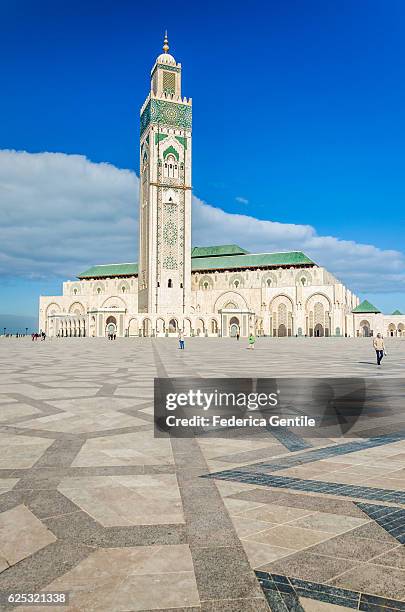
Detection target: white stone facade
<box><xmin>38</xmin><ymin>38</ymin><xmax>405</xmax><ymax>340</ymax></box>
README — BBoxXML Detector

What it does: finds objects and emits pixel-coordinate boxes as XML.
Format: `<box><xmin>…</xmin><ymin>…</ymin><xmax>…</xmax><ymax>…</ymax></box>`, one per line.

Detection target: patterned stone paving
<box><xmin>0</xmin><ymin>336</ymin><xmax>404</xmax><ymax>611</ymax></box>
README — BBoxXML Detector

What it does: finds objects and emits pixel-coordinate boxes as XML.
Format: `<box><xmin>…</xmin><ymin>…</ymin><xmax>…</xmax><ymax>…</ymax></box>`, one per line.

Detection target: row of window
<box><xmin>199</xmin><ymin>276</ymin><xmax>312</xmax><ymax>291</ymax></box>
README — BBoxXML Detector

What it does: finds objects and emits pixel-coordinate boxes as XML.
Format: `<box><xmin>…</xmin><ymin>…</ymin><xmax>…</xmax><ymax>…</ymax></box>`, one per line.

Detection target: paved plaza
<box><xmin>0</xmin><ymin>337</ymin><xmax>405</xmax><ymax>611</ymax></box>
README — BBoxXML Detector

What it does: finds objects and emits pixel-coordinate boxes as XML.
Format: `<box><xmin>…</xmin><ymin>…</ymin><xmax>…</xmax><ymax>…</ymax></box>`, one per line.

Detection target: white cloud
<box><xmin>235</xmin><ymin>196</ymin><xmax>249</xmax><ymax>205</ymax></box>
<box><xmin>0</xmin><ymin>149</ymin><xmax>404</xmax><ymax>294</ymax></box>
<box><xmin>0</xmin><ymin>150</ymin><xmax>138</xmax><ymax>279</ymax></box>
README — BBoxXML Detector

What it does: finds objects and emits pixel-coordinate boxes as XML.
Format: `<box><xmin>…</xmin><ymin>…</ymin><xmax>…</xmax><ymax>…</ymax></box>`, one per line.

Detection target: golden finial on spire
<box><xmin>163</xmin><ymin>30</ymin><xmax>169</xmax><ymax>54</ymax></box>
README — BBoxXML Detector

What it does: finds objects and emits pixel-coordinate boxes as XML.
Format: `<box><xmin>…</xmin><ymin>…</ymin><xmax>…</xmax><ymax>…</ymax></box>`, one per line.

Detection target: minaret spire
<box><xmin>163</xmin><ymin>30</ymin><xmax>169</xmax><ymax>54</ymax></box>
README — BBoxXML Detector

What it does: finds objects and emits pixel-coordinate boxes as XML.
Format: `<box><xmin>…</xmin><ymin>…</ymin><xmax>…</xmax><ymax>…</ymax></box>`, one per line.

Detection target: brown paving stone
<box><xmin>191</xmin><ymin>545</ymin><xmax>263</xmax><ymax>601</ymax></box>
<box><xmin>235</xmin><ymin>503</ymin><xmax>315</xmax><ymax>524</ymax></box>
<box><xmin>287</xmin><ymin>511</ymin><xmax>368</xmax><ymax>534</ymax></box>
<box><xmin>329</xmin><ymin>563</ymin><xmax>405</xmax><ymax>600</ymax></box>
<box><xmin>246</xmin><ymin>524</ymin><xmax>332</xmax><ymax>550</ymax></box>
<box><xmin>229</xmin><ymin>488</ymin><xmax>366</xmax><ymax>517</ymax></box>
<box><xmin>348</xmin><ymin>520</ymin><xmax>399</xmax><ymax>542</ymax></box>
<box><xmin>300</xmin><ymin>598</ymin><xmax>354</xmax><ymax>611</ymax></box>
<box><xmin>0</xmin><ymin>504</ymin><xmax>56</xmax><ymax>568</ymax></box>
<box><xmin>305</xmin><ymin>532</ymin><xmax>399</xmax><ymax>561</ymax></box>
<box><xmin>231</xmin><ymin>516</ymin><xmax>276</xmax><ymax>538</ymax></box>
<box><xmin>241</xmin><ymin>540</ymin><xmax>294</xmax><ymax>568</ymax></box>
<box><xmin>258</xmin><ymin>550</ymin><xmax>359</xmax><ymax>582</ymax></box>
<box><xmin>200</xmin><ymin>599</ymin><xmax>269</xmax><ymax>611</ymax></box>
<box><xmin>372</xmin><ymin>545</ymin><xmax>405</xmax><ymax>569</ymax></box>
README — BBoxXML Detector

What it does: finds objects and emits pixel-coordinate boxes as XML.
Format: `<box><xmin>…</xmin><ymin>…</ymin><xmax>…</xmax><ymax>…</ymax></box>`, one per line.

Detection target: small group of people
<box><xmin>32</xmin><ymin>332</ymin><xmax>46</xmax><ymax>341</ymax></box>
<box><xmin>108</xmin><ymin>332</ymin><xmax>117</xmax><ymax>341</ymax></box>
<box><xmin>244</xmin><ymin>332</ymin><xmax>389</xmax><ymax>365</ymax></box>
<box><xmin>174</xmin><ymin>328</ymin><xmax>388</xmax><ymax>366</ymax></box>
<box><xmin>2</xmin><ymin>333</ymin><xmax>28</xmax><ymax>338</ymax></box>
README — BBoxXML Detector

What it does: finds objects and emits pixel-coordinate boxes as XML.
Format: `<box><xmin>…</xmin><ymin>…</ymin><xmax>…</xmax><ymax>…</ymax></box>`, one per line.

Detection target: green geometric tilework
<box><xmin>141</xmin><ymin>99</ymin><xmax>192</xmax><ymax>135</ymax></box>
<box><xmin>163</xmin><ymin>145</ymin><xmax>179</xmax><ymax>160</ymax></box>
<box><xmin>155</xmin><ymin>133</ymin><xmax>168</xmax><ymax>145</ymax></box>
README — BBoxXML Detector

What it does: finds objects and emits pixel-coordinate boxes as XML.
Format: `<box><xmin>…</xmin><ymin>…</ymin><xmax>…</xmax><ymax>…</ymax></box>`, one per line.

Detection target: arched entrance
<box><xmin>106</xmin><ymin>316</ymin><xmax>117</xmax><ymax>337</ymax></box>
<box><xmin>128</xmin><ymin>318</ymin><xmax>138</xmax><ymax>336</ymax></box>
<box><xmin>229</xmin><ymin>316</ymin><xmax>240</xmax><ymax>337</ymax></box>
<box><xmin>156</xmin><ymin>318</ymin><xmax>165</xmax><ymax>335</ymax></box>
<box><xmin>168</xmin><ymin>319</ymin><xmax>178</xmax><ymax>334</ymax></box>
<box><xmin>388</xmin><ymin>323</ymin><xmax>396</xmax><ymax>337</ymax></box>
<box><xmin>360</xmin><ymin>320</ymin><xmax>371</xmax><ymax>337</ymax></box>
<box><xmin>314</xmin><ymin>323</ymin><xmax>324</xmax><ymax>337</ymax></box>
<box><xmin>142</xmin><ymin>318</ymin><xmax>152</xmax><ymax>337</ymax></box>
<box><xmin>196</xmin><ymin>319</ymin><xmax>205</xmax><ymax>336</ymax></box>
<box><xmin>184</xmin><ymin>318</ymin><xmax>192</xmax><ymax>336</ymax></box>
<box><xmin>278</xmin><ymin>324</ymin><xmax>287</xmax><ymax>337</ymax></box>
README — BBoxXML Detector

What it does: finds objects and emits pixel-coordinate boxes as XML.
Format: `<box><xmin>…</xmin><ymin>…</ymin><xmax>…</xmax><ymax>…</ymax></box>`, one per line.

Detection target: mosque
<box><xmin>39</xmin><ymin>35</ymin><xmax>405</xmax><ymax>339</ymax></box>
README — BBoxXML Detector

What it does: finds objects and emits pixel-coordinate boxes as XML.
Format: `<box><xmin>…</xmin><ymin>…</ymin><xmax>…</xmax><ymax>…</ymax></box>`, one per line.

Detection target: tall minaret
<box><xmin>138</xmin><ymin>33</ymin><xmax>192</xmax><ymax>317</ymax></box>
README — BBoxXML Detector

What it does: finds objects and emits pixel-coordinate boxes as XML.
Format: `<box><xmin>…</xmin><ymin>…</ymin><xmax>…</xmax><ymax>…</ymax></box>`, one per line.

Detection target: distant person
<box><xmin>113</xmin><ymin>333</ymin><xmax>116</xmax><ymax>340</ymax></box>
<box><xmin>236</xmin><ymin>332</ymin><xmax>240</xmax><ymax>341</ymax></box>
<box><xmin>41</xmin><ymin>332</ymin><xmax>46</xmax><ymax>341</ymax></box>
<box><xmin>178</xmin><ymin>331</ymin><xmax>185</xmax><ymax>350</ymax></box>
<box><xmin>373</xmin><ymin>333</ymin><xmax>386</xmax><ymax>366</ymax></box>
<box><xmin>248</xmin><ymin>333</ymin><xmax>256</xmax><ymax>350</ymax></box>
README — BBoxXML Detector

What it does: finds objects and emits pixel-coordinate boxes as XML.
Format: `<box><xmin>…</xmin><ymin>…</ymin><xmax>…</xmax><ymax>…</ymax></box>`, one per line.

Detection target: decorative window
<box><xmin>295</xmin><ymin>271</ymin><xmax>312</xmax><ymax>287</ymax></box>
<box><xmin>163</xmin><ymin>154</ymin><xmax>179</xmax><ymax>179</ymax></box>
<box><xmin>163</xmin><ymin>71</ymin><xmax>176</xmax><ymax>94</ymax></box>
<box><xmin>267</xmin><ymin>279</ymin><xmax>272</xmax><ymax>287</ymax></box>
<box><xmin>229</xmin><ymin>274</ymin><xmax>243</xmax><ymax>289</ymax></box>
<box><xmin>97</xmin><ymin>288</ymin><xmax>101</xmax><ymax>295</ymax></box>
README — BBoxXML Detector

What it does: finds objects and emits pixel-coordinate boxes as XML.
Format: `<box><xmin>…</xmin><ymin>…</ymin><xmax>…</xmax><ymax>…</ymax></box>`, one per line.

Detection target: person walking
<box><xmin>178</xmin><ymin>331</ymin><xmax>185</xmax><ymax>350</ymax></box>
<box><xmin>248</xmin><ymin>333</ymin><xmax>256</xmax><ymax>350</ymax></box>
<box><xmin>373</xmin><ymin>333</ymin><xmax>386</xmax><ymax>366</ymax></box>
<box><xmin>236</xmin><ymin>332</ymin><xmax>240</xmax><ymax>341</ymax></box>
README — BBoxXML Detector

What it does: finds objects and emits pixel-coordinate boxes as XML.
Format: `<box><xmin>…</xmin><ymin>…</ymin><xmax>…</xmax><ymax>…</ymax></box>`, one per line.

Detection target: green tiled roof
<box><xmin>77</xmin><ymin>249</ymin><xmax>315</xmax><ymax>279</ymax></box>
<box><xmin>192</xmin><ymin>251</ymin><xmax>314</xmax><ymax>271</ymax></box>
<box><xmin>392</xmin><ymin>309</ymin><xmax>403</xmax><ymax>315</ymax></box>
<box><xmin>78</xmin><ymin>263</ymin><xmax>138</xmax><ymax>279</ymax></box>
<box><xmin>191</xmin><ymin>244</ymin><xmax>249</xmax><ymax>258</ymax></box>
<box><xmin>352</xmin><ymin>300</ymin><xmax>381</xmax><ymax>314</ymax></box>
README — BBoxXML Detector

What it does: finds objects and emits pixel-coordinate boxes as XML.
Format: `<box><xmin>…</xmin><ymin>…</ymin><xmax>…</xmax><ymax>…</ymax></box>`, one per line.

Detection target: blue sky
<box><xmin>1</xmin><ymin>0</ymin><xmax>404</xmax><ymax>322</ymax></box>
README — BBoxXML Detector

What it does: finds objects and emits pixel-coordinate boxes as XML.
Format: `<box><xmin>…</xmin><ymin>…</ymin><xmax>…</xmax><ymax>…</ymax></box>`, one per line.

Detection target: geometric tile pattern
<box><xmin>356</xmin><ymin>503</ymin><xmax>405</xmax><ymax>544</ymax></box>
<box><xmin>1</xmin><ymin>337</ymin><xmax>405</xmax><ymax>611</ymax></box>
<box><xmin>220</xmin><ymin>431</ymin><xmax>405</xmax><ymax>474</ymax></box>
<box><xmin>256</xmin><ymin>571</ymin><xmax>405</xmax><ymax>611</ymax></box>
<box><xmin>203</xmin><ymin>470</ymin><xmax>405</xmax><ymax>504</ymax></box>
<box><xmin>265</xmin><ymin>424</ymin><xmax>313</xmax><ymax>452</ymax></box>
